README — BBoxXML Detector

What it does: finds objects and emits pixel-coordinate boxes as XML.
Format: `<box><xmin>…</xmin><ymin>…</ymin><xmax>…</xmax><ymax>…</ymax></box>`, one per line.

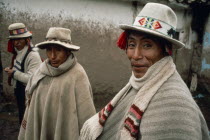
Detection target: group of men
<box><xmin>4</xmin><ymin>2</ymin><xmax>210</xmax><ymax>140</ymax></box>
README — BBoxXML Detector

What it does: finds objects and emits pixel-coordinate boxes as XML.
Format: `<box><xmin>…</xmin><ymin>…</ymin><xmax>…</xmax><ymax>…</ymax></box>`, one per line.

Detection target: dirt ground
<box><xmin>0</xmin><ymin>93</ymin><xmax>209</xmax><ymax>140</ymax></box>
<box><xmin>0</xmin><ymin>101</ymin><xmax>19</xmax><ymax>140</ymax></box>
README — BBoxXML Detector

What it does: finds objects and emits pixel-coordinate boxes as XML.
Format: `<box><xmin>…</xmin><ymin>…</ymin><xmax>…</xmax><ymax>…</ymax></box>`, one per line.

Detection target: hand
<box><xmin>4</xmin><ymin>67</ymin><xmax>15</xmax><ymax>77</ymax></box>
<box><xmin>4</xmin><ymin>67</ymin><xmax>10</xmax><ymax>72</ymax></box>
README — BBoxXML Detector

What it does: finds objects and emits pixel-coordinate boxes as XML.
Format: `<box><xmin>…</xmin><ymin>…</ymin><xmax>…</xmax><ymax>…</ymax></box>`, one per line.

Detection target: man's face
<box><xmin>12</xmin><ymin>38</ymin><xmax>27</xmax><ymax>51</ymax></box>
<box><xmin>126</xmin><ymin>32</ymin><xmax>164</xmax><ymax>78</ymax></box>
<box><xmin>46</xmin><ymin>45</ymin><xmax>70</xmax><ymax>68</ymax></box>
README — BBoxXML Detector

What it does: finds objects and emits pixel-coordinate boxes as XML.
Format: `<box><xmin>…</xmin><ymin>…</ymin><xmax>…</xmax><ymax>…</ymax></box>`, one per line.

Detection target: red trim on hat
<box><xmin>139</xmin><ymin>18</ymin><xmax>146</xmax><ymax>25</ymax></box>
<box><xmin>9</xmin><ymin>27</ymin><xmax>28</xmax><ymax>35</ymax></box>
<box><xmin>117</xmin><ymin>32</ymin><xmax>127</xmax><ymax>50</ymax></box>
<box><xmin>153</xmin><ymin>21</ymin><xmax>162</xmax><ymax>29</ymax></box>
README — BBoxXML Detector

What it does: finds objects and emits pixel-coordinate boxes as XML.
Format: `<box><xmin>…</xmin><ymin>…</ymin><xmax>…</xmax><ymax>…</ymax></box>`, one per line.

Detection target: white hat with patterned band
<box><xmin>120</xmin><ymin>3</ymin><xmax>185</xmax><ymax>49</ymax></box>
<box><xmin>8</xmin><ymin>23</ymin><xmax>32</xmax><ymax>39</ymax></box>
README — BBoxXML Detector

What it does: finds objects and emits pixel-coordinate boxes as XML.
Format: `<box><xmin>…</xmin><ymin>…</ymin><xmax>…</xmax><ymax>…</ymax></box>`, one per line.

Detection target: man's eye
<box><xmin>128</xmin><ymin>43</ymin><xmax>135</xmax><ymax>48</ymax></box>
<box><xmin>143</xmin><ymin>44</ymin><xmax>152</xmax><ymax>48</ymax></box>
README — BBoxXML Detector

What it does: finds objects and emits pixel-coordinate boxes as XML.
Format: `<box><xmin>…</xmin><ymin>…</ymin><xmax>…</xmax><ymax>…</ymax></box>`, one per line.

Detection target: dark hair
<box><xmin>125</xmin><ymin>30</ymin><xmax>172</xmax><ymax>56</ymax></box>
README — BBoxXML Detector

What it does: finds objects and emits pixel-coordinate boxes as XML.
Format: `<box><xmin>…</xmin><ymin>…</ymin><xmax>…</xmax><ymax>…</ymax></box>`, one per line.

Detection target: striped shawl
<box><xmin>79</xmin><ymin>56</ymin><xmax>210</xmax><ymax>140</ymax></box>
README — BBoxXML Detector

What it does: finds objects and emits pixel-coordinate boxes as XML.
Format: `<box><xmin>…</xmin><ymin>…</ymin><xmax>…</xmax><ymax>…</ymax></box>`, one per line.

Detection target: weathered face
<box><xmin>46</xmin><ymin>45</ymin><xmax>70</xmax><ymax>68</ymax></box>
<box><xmin>12</xmin><ymin>38</ymin><xmax>27</xmax><ymax>51</ymax></box>
<box><xmin>126</xmin><ymin>32</ymin><xmax>164</xmax><ymax>78</ymax></box>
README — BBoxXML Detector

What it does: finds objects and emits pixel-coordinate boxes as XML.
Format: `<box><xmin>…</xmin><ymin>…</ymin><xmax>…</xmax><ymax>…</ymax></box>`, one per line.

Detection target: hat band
<box><xmin>46</xmin><ymin>38</ymin><xmax>72</xmax><ymax>44</ymax></box>
<box><xmin>9</xmin><ymin>27</ymin><xmax>28</xmax><ymax>36</ymax></box>
<box><xmin>133</xmin><ymin>16</ymin><xmax>176</xmax><ymax>38</ymax></box>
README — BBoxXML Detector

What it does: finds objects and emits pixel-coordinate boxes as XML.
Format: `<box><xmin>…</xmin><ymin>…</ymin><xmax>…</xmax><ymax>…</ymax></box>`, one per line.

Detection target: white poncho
<box><xmin>18</xmin><ymin>55</ymin><xmax>96</xmax><ymax>140</ymax></box>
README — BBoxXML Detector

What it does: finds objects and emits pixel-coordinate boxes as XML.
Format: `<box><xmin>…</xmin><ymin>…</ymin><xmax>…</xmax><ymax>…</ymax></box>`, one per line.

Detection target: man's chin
<box><xmin>133</xmin><ymin>72</ymin><xmax>145</xmax><ymax>78</ymax></box>
<box><xmin>15</xmin><ymin>46</ymin><xmax>24</xmax><ymax>51</ymax></box>
<box><xmin>50</xmin><ymin>63</ymin><xmax>59</xmax><ymax>68</ymax></box>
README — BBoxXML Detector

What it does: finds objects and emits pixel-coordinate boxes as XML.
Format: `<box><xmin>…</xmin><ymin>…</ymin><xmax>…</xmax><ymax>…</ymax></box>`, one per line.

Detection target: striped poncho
<box><xmin>79</xmin><ymin>56</ymin><xmax>210</xmax><ymax>140</ymax></box>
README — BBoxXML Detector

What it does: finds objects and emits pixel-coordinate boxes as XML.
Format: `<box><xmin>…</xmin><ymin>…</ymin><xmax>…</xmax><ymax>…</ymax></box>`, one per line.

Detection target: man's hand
<box><xmin>4</xmin><ymin>67</ymin><xmax>15</xmax><ymax>77</ymax></box>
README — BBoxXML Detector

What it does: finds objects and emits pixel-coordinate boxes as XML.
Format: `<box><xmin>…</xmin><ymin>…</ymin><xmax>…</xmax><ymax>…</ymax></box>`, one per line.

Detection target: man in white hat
<box><xmin>4</xmin><ymin>23</ymin><xmax>42</xmax><ymax>124</ymax></box>
<box><xmin>18</xmin><ymin>27</ymin><xmax>96</xmax><ymax>140</ymax></box>
<box><xmin>79</xmin><ymin>3</ymin><xmax>209</xmax><ymax>140</ymax></box>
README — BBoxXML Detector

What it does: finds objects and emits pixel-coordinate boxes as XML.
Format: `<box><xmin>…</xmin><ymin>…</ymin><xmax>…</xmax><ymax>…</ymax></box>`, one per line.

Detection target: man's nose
<box><xmin>133</xmin><ymin>46</ymin><xmax>143</xmax><ymax>60</ymax></box>
<box><xmin>50</xmin><ymin>49</ymin><xmax>56</xmax><ymax>59</ymax></box>
<box><xmin>14</xmin><ymin>40</ymin><xmax>19</xmax><ymax>45</ymax></box>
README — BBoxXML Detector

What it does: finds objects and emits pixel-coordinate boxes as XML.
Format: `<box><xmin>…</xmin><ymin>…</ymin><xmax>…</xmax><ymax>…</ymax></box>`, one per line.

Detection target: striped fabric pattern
<box><xmin>14</xmin><ymin>64</ymin><xmax>21</xmax><ymax>71</ymax></box>
<box><xmin>124</xmin><ymin>104</ymin><xmax>143</xmax><ymax>138</ymax></box>
<box><xmin>99</xmin><ymin>102</ymin><xmax>114</xmax><ymax>126</ymax></box>
<box><xmin>79</xmin><ymin>56</ymin><xmax>210</xmax><ymax>140</ymax></box>
<box><xmin>14</xmin><ymin>60</ymin><xmax>22</xmax><ymax>71</ymax></box>
<box><xmin>21</xmin><ymin>119</ymin><xmax>27</xmax><ymax>129</ymax></box>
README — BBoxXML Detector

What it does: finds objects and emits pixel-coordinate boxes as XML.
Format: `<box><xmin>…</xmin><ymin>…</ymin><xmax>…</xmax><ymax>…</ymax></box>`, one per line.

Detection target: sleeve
<box><xmin>13</xmin><ymin>51</ymin><xmax>42</xmax><ymax>84</ymax></box>
<box><xmin>75</xmin><ymin>69</ymin><xmax>96</xmax><ymax>131</ymax></box>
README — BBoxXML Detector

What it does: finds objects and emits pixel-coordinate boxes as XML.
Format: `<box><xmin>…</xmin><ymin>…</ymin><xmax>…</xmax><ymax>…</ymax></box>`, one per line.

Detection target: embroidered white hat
<box><xmin>120</xmin><ymin>3</ymin><xmax>185</xmax><ymax>49</ymax></box>
<box><xmin>35</xmin><ymin>27</ymin><xmax>80</xmax><ymax>51</ymax></box>
<box><xmin>8</xmin><ymin>23</ymin><xmax>32</xmax><ymax>39</ymax></box>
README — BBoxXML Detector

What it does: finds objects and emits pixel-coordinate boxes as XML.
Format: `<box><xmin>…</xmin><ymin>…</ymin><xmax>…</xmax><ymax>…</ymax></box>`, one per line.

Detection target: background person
<box><xmin>4</xmin><ymin>23</ymin><xmax>42</xmax><ymax>124</ymax></box>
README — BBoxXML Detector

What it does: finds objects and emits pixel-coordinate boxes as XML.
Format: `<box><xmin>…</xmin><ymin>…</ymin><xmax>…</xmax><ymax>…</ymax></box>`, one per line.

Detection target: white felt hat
<box><xmin>36</xmin><ymin>27</ymin><xmax>80</xmax><ymax>51</ymax></box>
<box><xmin>120</xmin><ymin>3</ymin><xmax>185</xmax><ymax>49</ymax></box>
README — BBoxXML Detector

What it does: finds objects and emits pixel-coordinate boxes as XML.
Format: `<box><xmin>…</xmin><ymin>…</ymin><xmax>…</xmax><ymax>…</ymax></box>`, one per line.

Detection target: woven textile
<box><xmin>79</xmin><ymin>56</ymin><xmax>176</xmax><ymax>140</ymax></box>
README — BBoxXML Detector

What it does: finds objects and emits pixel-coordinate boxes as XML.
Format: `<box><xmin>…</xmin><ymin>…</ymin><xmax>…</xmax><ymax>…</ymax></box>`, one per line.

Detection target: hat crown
<box><xmin>46</xmin><ymin>27</ymin><xmax>71</xmax><ymax>42</ymax></box>
<box><xmin>8</xmin><ymin>23</ymin><xmax>32</xmax><ymax>39</ymax></box>
<box><xmin>8</xmin><ymin>23</ymin><xmax>26</xmax><ymax>30</ymax></box>
<box><xmin>119</xmin><ymin>2</ymin><xmax>185</xmax><ymax>49</ymax></box>
<box><xmin>138</xmin><ymin>3</ymin><xmax>177</xmax><ymax>28</ymax></box>
<box><xmin>36</xmin><ymin>27</ymin><xmax>80</xmax><ymax>51</ymax></box>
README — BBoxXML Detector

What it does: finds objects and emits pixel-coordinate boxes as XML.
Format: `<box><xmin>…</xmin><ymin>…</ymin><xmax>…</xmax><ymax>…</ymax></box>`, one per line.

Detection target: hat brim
<box><xmin>8</xmin><ymin>31</ymin><xmax>32</xmax><ymax>39</ymax></box>
<box><xmin>35</xmin><ymin>40</ymin><xmax>80</xmax><ymax>51</ymax></box>
<box><xmin>119</xmin><ymin>24</ymin><xmax>185</xmax><ymax>49</ymax></box>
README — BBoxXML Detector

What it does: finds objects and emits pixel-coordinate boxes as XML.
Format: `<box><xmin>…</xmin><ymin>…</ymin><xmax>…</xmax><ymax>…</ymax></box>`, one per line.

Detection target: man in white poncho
<box><xmin>18</xmin><ymin>27</ymin><xmax>96</xmax><ymax>140</ymax></box>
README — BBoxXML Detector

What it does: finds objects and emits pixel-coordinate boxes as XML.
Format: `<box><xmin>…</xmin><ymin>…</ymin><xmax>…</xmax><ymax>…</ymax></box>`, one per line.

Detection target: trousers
<box><xmin>14</xmin><ymin>81</ymin><xmax>26</xmax><ymax>125</ymax></box>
